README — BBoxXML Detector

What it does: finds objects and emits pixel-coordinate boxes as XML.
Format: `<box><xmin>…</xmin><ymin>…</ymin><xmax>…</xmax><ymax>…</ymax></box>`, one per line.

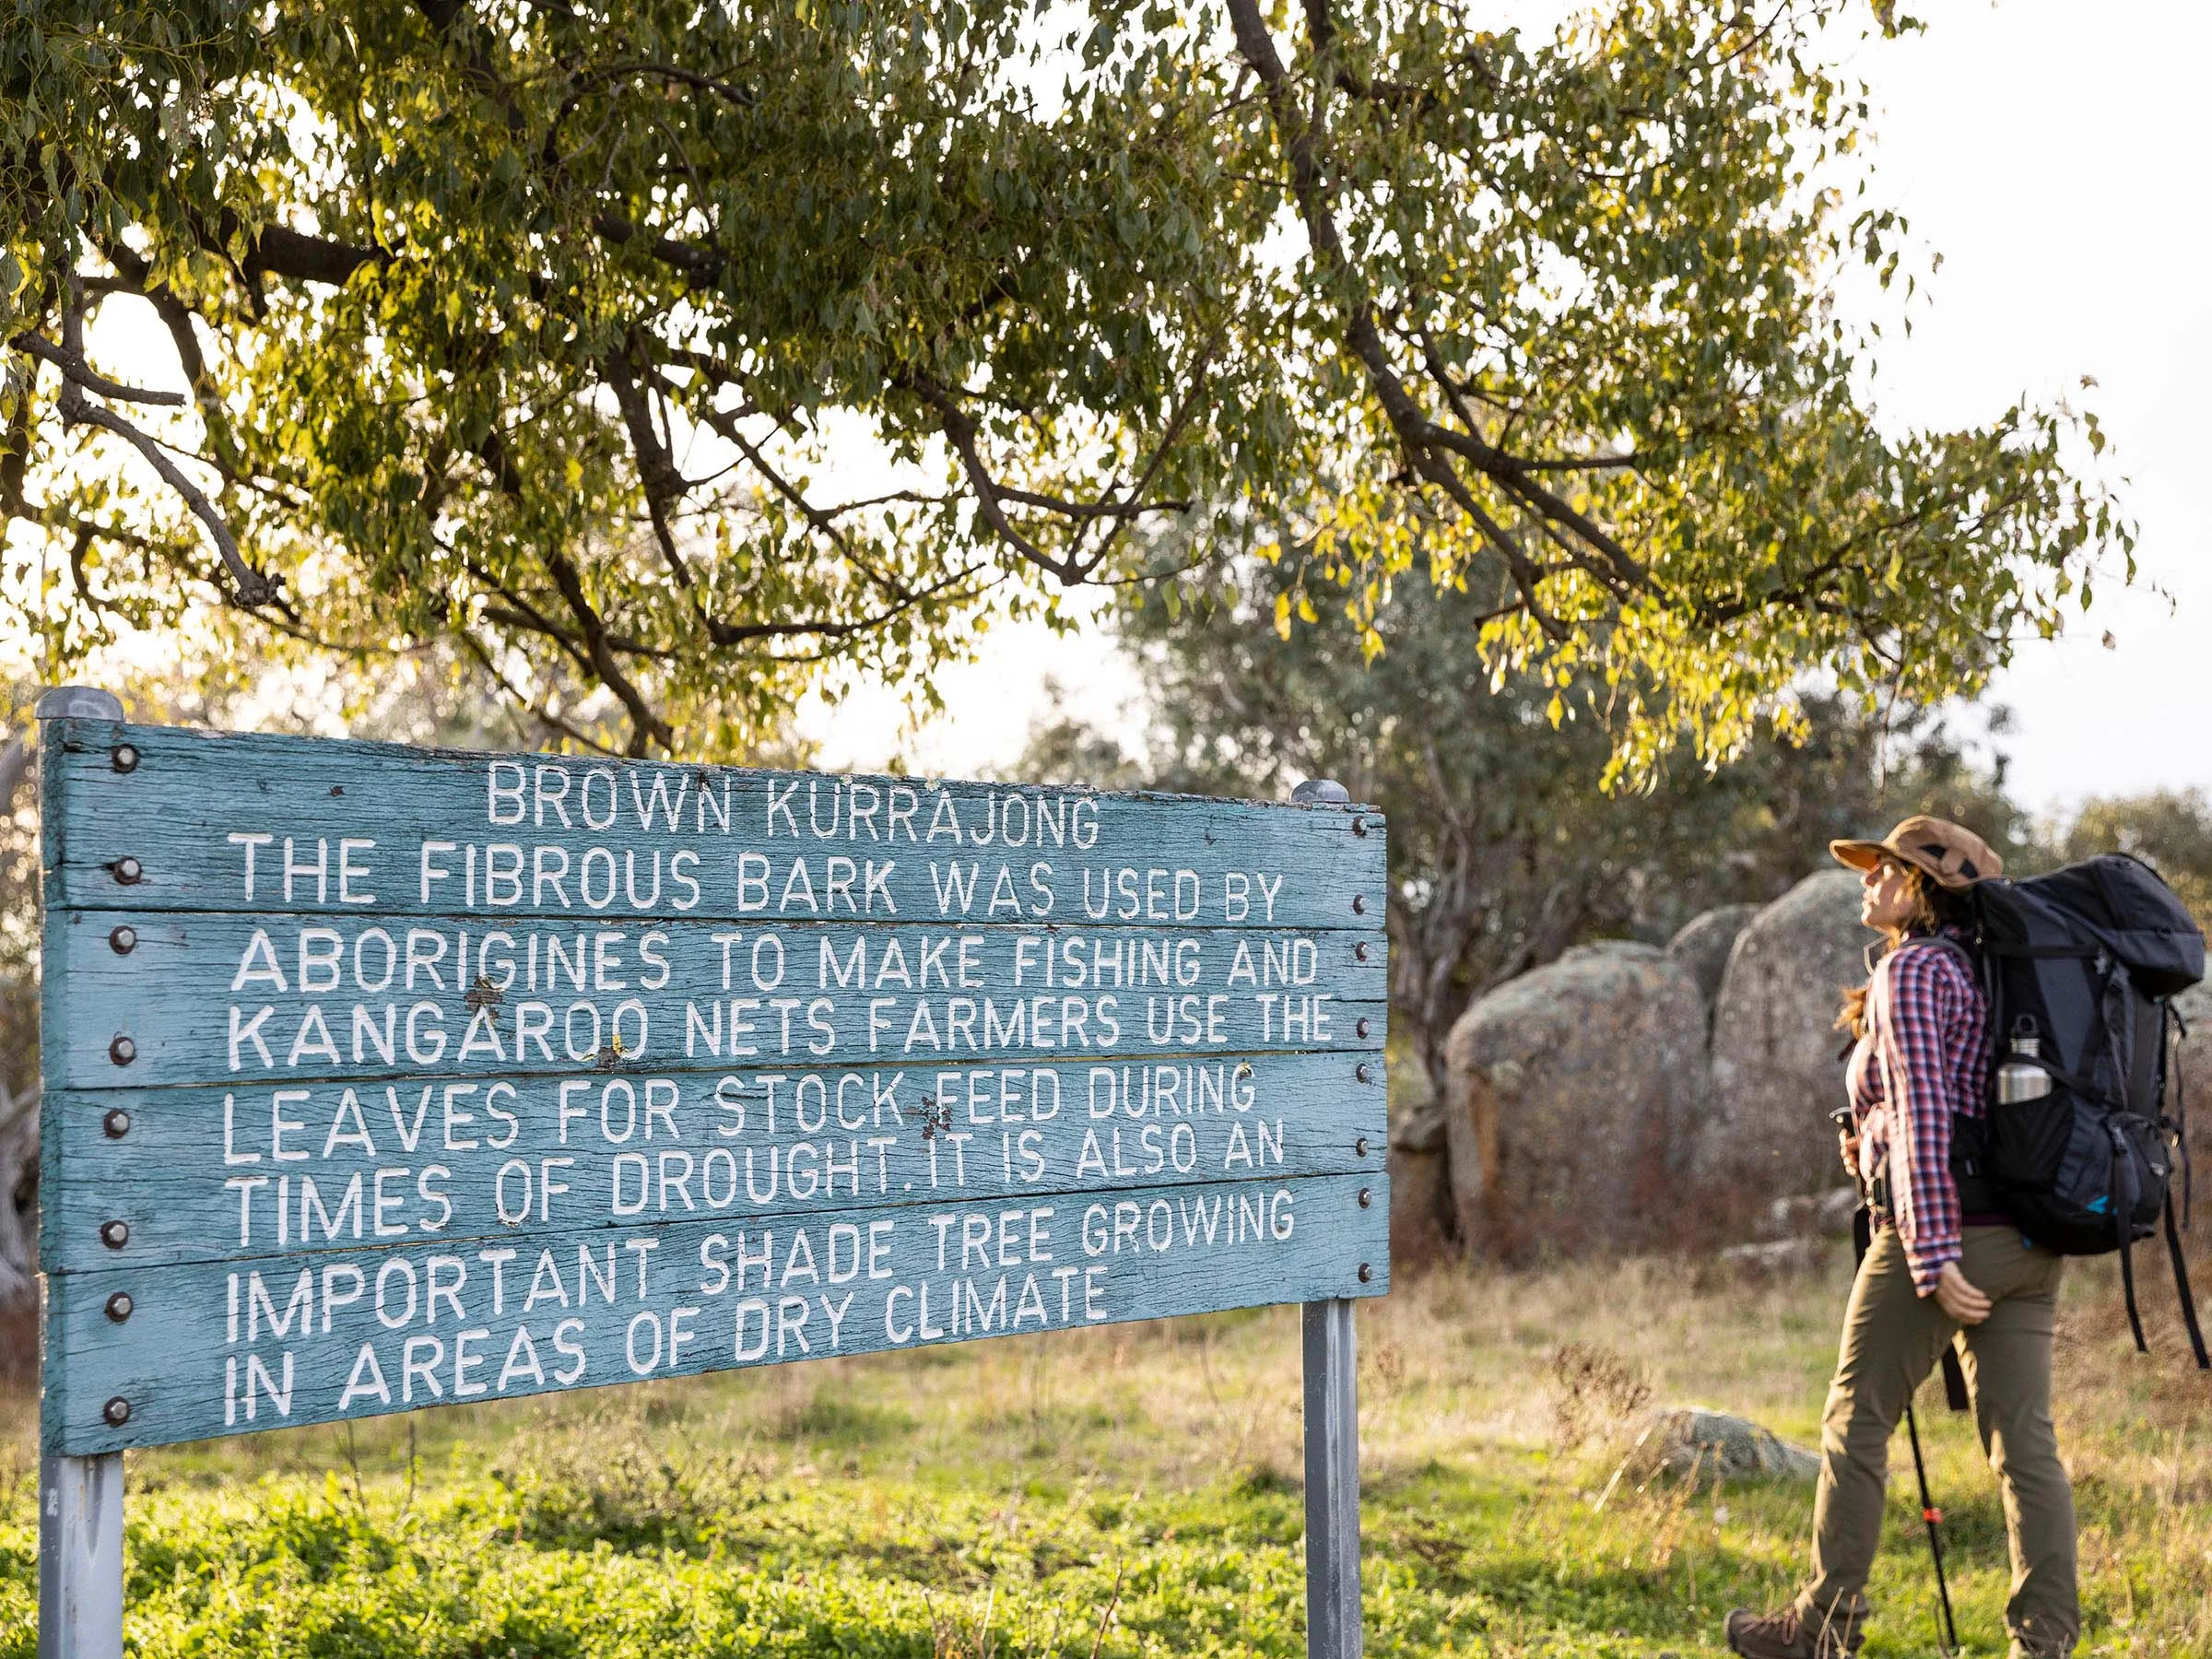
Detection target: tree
<box><xmin>1017</xmin><ymin>561</ymin><xmax>2025</xmax><ymax>1097</ymax></box>
<box><xmin>5</xmin><ymin>0</ymin><xmax>2125</xmax><ymax>761</ymax></box>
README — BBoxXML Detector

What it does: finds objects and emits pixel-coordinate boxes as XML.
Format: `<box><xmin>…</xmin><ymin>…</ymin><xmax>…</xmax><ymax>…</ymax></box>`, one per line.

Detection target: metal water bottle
<box><xmin>1995</xmin><ymin>1018</ymin><xmax>2054</xmax><ymax>1105</ymax></box>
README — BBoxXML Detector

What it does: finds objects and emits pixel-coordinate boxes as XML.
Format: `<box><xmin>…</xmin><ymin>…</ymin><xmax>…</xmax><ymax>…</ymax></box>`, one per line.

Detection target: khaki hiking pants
<box><xmin>1794</xmin><ymin>1224</ymin><xmax>2077</xmax><ymax>1659</ymax></box>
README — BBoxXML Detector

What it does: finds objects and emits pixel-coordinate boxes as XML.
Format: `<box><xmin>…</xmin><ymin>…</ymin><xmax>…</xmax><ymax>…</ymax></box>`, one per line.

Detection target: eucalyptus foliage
<box><xmin>3</xmin><ymin>0</ymin><xmax>2126</xmax><ymax>759</ymax></box>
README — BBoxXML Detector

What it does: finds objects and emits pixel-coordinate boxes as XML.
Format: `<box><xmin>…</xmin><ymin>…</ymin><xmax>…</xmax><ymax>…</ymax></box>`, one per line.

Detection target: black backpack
<box><xmin>1951</xmin><ymin>853</ymin><xmax>2208</xmax><ymax>1367</ymax></box>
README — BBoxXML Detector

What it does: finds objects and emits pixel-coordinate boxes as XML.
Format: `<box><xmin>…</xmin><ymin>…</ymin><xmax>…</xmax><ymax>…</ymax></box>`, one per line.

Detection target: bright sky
<box><xmin>1833</xmin><ymin>0</ymin><xmax>2210</xmax><ymax>811</ymax></box>
<box><xmin>825</xmin><ymin>0</ymin><xmax>2212</xmax><ymax>812</ymax></box>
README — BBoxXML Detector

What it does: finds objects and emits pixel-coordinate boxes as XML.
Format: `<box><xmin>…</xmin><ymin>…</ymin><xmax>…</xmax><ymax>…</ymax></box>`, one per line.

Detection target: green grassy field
<box><xmin>5</xmin><ymin>1251</ymin><xmax>2208</xmax><ymax>1657</ymax></box>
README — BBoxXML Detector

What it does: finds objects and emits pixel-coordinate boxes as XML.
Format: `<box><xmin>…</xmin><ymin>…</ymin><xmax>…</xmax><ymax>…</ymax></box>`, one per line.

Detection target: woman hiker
<box><xmin>1724</xmin><ymin>817</ymin><xmax>2077</xmax><ymax>1659</ymax></box>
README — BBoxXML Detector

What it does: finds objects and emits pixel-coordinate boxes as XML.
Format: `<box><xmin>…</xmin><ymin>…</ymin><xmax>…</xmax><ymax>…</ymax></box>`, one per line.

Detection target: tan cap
<box><xmin>1830</xmin><ymin>815</ymin><xmax>2002</xmax><ymax>891</ymax></box>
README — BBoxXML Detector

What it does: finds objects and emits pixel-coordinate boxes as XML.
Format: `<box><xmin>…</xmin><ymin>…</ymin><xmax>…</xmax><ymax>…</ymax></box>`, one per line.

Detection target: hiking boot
<box><xmin>1723</xmin><ymin>1604</ymin><xmax>1865</xmax><ymax>1659</ymax></box>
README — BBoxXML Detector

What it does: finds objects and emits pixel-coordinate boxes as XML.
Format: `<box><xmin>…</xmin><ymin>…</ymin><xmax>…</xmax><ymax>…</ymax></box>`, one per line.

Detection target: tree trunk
<box><xmin>0</xmin><ymin>731</ymin><xmax>36</xmax><ymax>1371</ymax></box>
<box><xmin>0</xmin><ymin>1083</ymin><xmax>34</xmax><ymax>1378</ymax></box>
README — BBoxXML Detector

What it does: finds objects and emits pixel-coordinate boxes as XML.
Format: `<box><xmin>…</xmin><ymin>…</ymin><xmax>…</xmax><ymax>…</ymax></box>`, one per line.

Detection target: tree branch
<box><xmin>453</xmin><ymin>629</ymin><xmax>621</xmax><ymax>754</ymax></box>
<box><xmin>54</xmin><ymin>384</ymin><xmax>277</xmax><ymax>606</ymax></box>
<box><xmin>912</xmin><ymin>377</ymin><xmax>1079</xmax><ymax>582</ymax></box>
<box><xmin>0</xmin><ymin>394</ymin><xmax>29</xmax><ymax>521</ymax></box>
<box><xmin>687</xmin><ymin>562</ymin><xmax>994</xmax><ymax>648</ymax></box>
<box><xmin>1230</xmin><ymin>0</ymin><xmax>1651</xmax><ymax>621</ymax></box>
<box><xmin>537</xmin><ymin>547</ymin><xmax>677</xmax><ymax>756</ymax></box>
<box><xmin>593</xmin><ymin>214</ymin><xmax>727</xmax><ymax>287</ymax></box>
<box><xmin>13</xmin><ymin>334</ymin><xmax>185</xmax><ymax>406</ymax></box>
<box><xmin>0</xmin><ymin>735</ymin><xmax>30</xmax><ymax>811</ymax></box>
<box><xmin>240</xmin><ymin>223</ymin><xmax>388</xmax><ymax>288</ymax></box>
<box><xmin>97</xmin><ymin>242</ymin><xmax>241</xmax><ymax>465</ymax></box>
<box><xmin>604</xmin><ymin>336</ymin><xmax>705</xmax><ymax>594</ymax></box>
<box><xmin>546</xmin><ymin>62</ymin><xmax>756</xmax><ymax>174</ymax></box>
<box><xmin>683</xmin><ymin>388</ymin><xmax>927</xmax><ymax>604</ymax></box>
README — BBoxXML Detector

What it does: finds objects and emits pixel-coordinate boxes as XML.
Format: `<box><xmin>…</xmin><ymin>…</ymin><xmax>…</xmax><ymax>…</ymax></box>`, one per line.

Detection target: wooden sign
<box><xmin>40</xmin><ymin>718</ymin><xmax>1389</xmax><ymax>1456</ymax></box>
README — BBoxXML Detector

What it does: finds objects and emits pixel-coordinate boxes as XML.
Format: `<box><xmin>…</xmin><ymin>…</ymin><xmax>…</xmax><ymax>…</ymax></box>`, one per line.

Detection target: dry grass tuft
<box><xmin>1548</xmin><ymin>1340</ymin><xmax>1654</xmax><ymax>1452</ymax></box>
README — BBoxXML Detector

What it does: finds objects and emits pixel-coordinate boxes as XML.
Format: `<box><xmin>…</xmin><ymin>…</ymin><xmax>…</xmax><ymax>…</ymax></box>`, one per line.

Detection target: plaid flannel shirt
<box><xmin>1846</xmin><ymin>924</ymin><xmax>1993</xmax><ymax>1295</ymax></box>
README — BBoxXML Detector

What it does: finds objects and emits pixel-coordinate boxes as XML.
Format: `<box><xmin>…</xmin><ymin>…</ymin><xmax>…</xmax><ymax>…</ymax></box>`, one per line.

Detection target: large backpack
<box><xmin>1951</xmin><ymin>853</ymin><xmax>2208</xmax><ymax>1367</ymax></box>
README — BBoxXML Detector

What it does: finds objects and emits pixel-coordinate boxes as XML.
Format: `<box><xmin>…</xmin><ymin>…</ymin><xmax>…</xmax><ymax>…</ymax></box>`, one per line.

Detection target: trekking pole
<box><xmin>1903</xmin><ymin>1398</ymin><xmax>1961</xmax><ymax>1658</ymax></box>
<box><xmin>1833</xmin><ymin>1105</ymin><xmax>1960</xmax><ymax>1657</ymax></box>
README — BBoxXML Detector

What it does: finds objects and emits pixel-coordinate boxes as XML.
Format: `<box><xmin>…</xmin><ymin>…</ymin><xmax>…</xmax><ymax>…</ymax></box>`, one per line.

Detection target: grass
<box><xmin>5</xmin><ymin>1247</ymin><xmax>2209</xmax><ymax>1657</ymax></box>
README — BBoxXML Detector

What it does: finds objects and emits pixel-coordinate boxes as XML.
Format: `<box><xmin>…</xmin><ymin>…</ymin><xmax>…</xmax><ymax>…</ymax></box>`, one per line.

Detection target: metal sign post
<box><xmin>37</xmin><ymin>1448</ymin><xmax>123</xmax><ymax>1659</ymax></box>
<box><xmin>36</xmin><ymin>688</ymin><xmax>129</xmax><ymax>1659</ymax></box>
<box><xmin>32</xmin><ymin>700</ymin><xmax>1389</xmax><ymax>1657</ymax></box>
<box><xmin>1302</xmin><ymin>1296</ymin><xmax>1363</xmax><ymax>1659</ymax></box>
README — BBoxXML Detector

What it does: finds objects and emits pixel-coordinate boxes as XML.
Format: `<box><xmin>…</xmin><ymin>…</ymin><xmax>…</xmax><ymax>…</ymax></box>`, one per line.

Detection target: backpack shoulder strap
<box><xmin>1912</xmin><ymin>934</ymin><xmax>1977</xmax><ymax>965</ymax></box>
<box><xmin>1889</xmin><ymin>934</ymin><xmax>1983</xmax><ymax>996</ymax></box>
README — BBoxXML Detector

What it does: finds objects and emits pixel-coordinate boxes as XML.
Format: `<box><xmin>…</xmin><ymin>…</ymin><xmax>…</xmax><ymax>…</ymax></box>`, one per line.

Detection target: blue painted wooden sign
<box><xmin>40</xmin><ymin>720</ymin><xmax>1389</xmax><ymax>1454</ymax></box>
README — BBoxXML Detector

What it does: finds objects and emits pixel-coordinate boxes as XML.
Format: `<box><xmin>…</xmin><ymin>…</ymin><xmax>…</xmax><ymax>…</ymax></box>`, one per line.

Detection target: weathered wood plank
<box><xmin>40</xmin><ymin>719</ymin><xmax>1396</xmax><ymax>1459</ymax></box>
<box><xmin>43</xmin><ymin>1171</ymin><xmax>1389</xmax><ymax>1453</ymax></box>
<box><xmin>45</xmin><ymin>910</ymin><xmax>1382</xmax><ymax>1091</ymax></box>
<box><xmin>43</xmin><ymin>1050</ymin><xmax>1386</xmax><ymax>1274</ymax></box>
<box><xmin>43</xmin><ymin>721</ymin><xmax>1387</xmax><ymax>931</ymax></box>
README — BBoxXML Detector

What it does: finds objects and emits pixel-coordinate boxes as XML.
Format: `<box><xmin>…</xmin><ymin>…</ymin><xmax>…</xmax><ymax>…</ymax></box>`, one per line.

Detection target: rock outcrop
<box><xmin>1631</xmin><ymin>1407</ymin><xmax>1823</xmax><ymax>1484</ymax></box>
<box><xmin>1667</xmin><ymin>903</ymin><xmax>1761</xmax><ymax>1012</ymax></box>
<box><xmin>1699</xmin><ymin>872</ymin><xmax>1871</xmax><ymax>1199</ymax></box>
<box><xmin>1443</xmin><ymin>941</ymin><xmax>1709</xmax><ymax>1259</ymax></box>
<box><xmin>1716</xmin><ymin>1236</ymin><xmax>1834</xmax><ymax>1280</ymax></box>
<box><xmin>1387</xmin><ymin>1097</ymin><xmax>1455</xmax><ymax>1269</ymax></box>
<box><xmin>1763</xmin><ymin>1185</ymin><xmax>1863</xmax><ymax>1241</ymax></box>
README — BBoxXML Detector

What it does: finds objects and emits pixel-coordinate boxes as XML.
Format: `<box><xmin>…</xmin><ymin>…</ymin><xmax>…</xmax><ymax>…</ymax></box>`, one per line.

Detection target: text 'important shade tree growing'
<box><xmin>4</xmin><ymin>0</ymin><xmax>2128</xmax><ymax>764</ymax></box>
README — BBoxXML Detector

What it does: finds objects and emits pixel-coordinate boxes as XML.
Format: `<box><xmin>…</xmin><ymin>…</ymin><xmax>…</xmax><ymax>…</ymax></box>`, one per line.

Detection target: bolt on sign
<box><xmin>40</xmin><ymin>716</ymin><xmax>1389</xmax><ymax>1457</ymax></box>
